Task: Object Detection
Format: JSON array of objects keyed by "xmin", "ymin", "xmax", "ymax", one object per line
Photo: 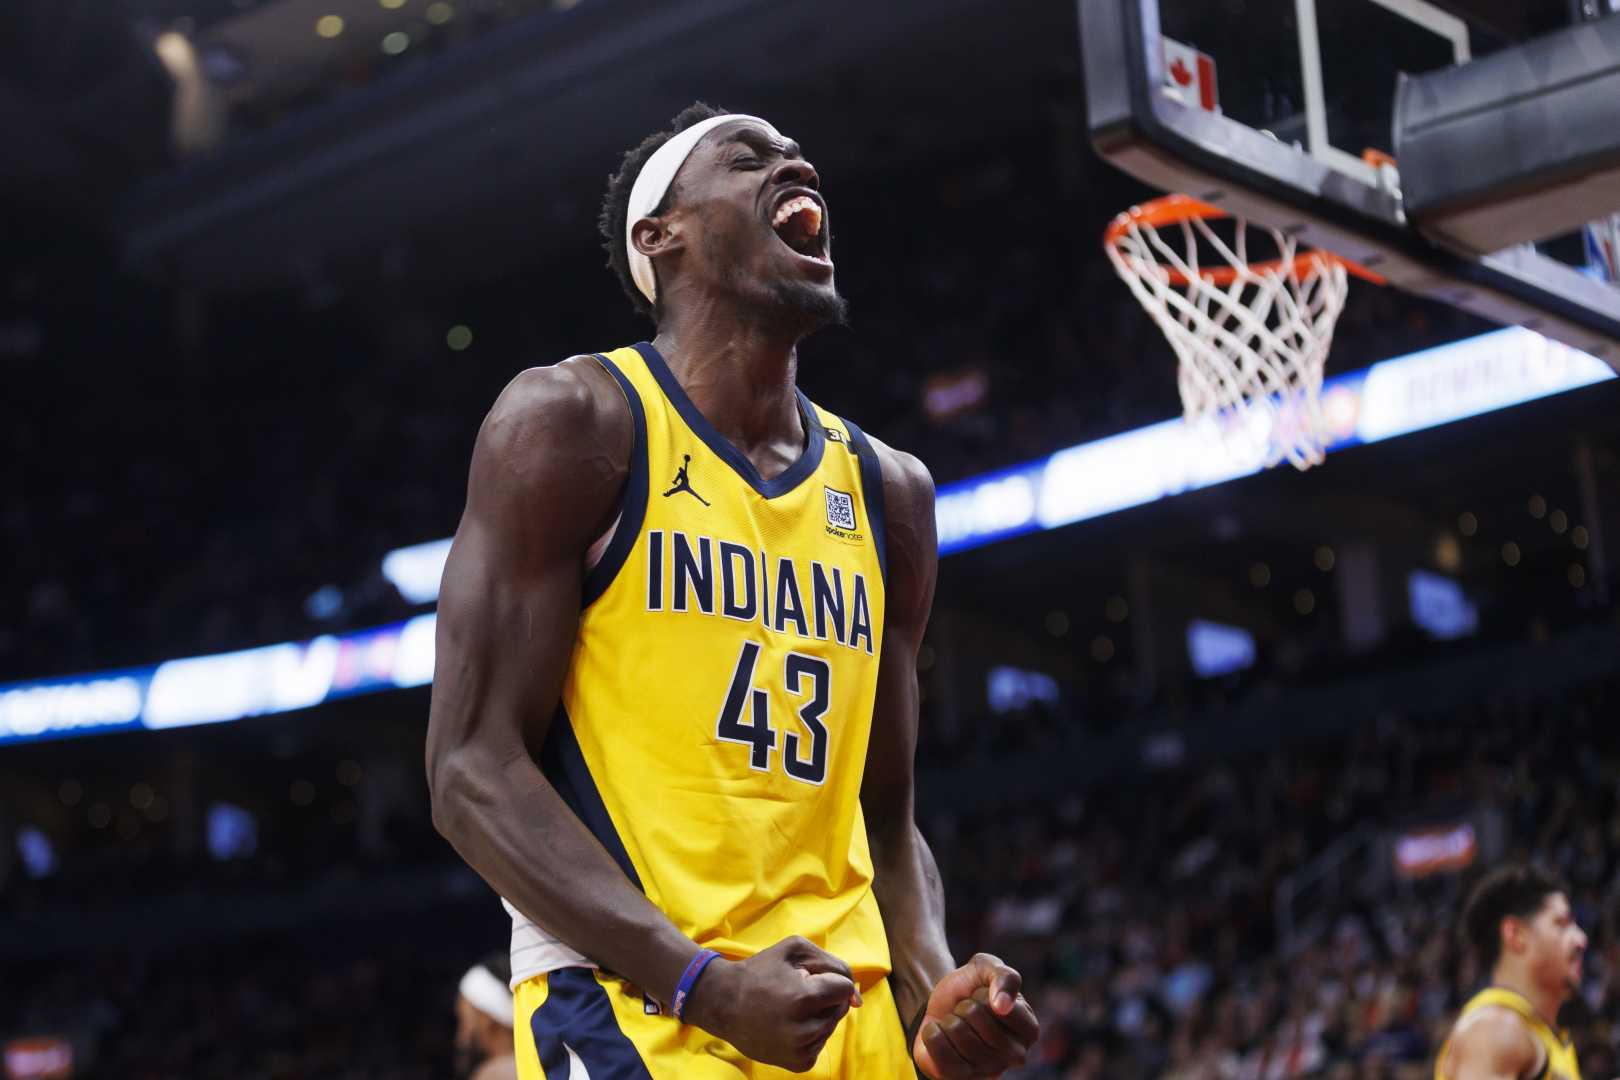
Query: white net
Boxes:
[{"xmin": 1104, "ymin": 198, "xmax": 1352, "ymax": 471}]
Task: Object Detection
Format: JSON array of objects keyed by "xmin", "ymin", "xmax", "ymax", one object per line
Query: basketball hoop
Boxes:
[{"xmin": 1103, "ymin": 195, "xmax": 1385, "ymax": 471}]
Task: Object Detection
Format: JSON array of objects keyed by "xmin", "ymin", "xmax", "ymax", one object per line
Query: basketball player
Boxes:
[
  {"xmin": 426, "ymin": 103, "xmax": 1039, "ymax": 1079},
  {"xmin": 456, "ymin": 953, "xmax": 520, "ymax": 1080},
  {"xmin": 1434, "ymin": 865, "xmax": 1587, "ymax": 1080}
]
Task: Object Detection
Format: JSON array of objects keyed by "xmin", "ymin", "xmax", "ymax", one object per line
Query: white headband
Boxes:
[
  {"xmin": 625, "ymin": 113, "xmax": 781, "ymax": 304},
  {"xmin": 459, "ymin": 965, "xmax": 515, "ymax": 1028}
]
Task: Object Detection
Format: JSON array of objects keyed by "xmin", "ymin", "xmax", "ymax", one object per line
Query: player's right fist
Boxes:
[{"xmin": 682, "ymin": 935, "xmax": 862, "ymax": 1072}]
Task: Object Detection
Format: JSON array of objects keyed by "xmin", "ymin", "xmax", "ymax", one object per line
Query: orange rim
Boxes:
[
  {"xmin": 1361, "ymin": 147, "xmax": 1397, "ymax": 170},
  {"xmin": 1104, "ymin": 194, "xmax": 1387, "ymax": 287}
]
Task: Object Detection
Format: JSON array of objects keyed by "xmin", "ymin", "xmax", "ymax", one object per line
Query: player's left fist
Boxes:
[{"xmin": 912, "ymin": 953, "xmax": 1039, "ymax": 1080}]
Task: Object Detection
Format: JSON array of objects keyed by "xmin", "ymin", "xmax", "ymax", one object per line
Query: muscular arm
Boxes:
[
  {"xmin": 859, "ymin": 441, "xmax": 954, "ymax": 1025},
  {"xmin": 427, "ymin": 360, "xmax": 860, "ymax": 1069},
  {"xmin": 425, "ymin": 358, "xmax": 701, "ymax": 1005},
  {"xmin": 860, "ymin": 438, "xmax": 1039, "ymax": 1079},
  {"xmin": 1443, "ymin": 1008, "xmax": 1541, "ymax": 1080}
]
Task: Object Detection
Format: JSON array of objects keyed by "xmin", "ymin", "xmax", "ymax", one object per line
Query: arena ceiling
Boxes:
[{"xmin": 114, "ymin": 0, "xmax": 1078, "ymax": 290}]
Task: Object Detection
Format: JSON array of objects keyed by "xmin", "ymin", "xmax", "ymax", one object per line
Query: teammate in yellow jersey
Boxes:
[
  {"xmin": 1436, "ymin": 865, "xmax": 1588, "ymax": 1080},
  {"xmin": 426, "ymin": 102, "xmax": 1039, "ymax": 1079}
]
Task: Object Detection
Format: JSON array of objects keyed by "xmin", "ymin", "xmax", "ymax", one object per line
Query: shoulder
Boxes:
[
  {"xmin": 1449, "ymin": 1004, "xmax": 1540, "ymax": 1074},
  {"xmin": 477, "ymin": 355, "xmax": 632, "ymax": 468},
  {"xmin": 860, "ymin": 430, "xmax": 935, "ymax": 528},
  {"xmin": 463, "ymin": 356, "xmax": 634, "ymax": 542},
  {"xmin": 852, "ymin": 429, "xmax": 937, "ymax": 617}
]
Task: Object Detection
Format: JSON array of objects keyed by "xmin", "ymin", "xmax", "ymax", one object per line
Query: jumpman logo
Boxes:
[{"xmin": 663, "ymin": 454, "xmax": 710, "ymax": 506}]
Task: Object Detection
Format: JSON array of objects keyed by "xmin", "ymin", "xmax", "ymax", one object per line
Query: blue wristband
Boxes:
[{"xmin": 671, "ymin": 948, "xmax": 722, "ymax": 1023}]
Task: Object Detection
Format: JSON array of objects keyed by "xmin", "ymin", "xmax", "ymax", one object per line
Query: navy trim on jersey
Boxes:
[
  {"xmin": 583, "ymin": 353, "xmax": 650, "ymax": 608},
  {"xmin": 842, "ymin": 417, "xmax": 888, "ymax": 585},
  {"xmin": 540, "ymin": 707, "xmax": 643, "ymax": 890},
  {"xmin": 632, "ymin": 341, "xmax": 826, "ymax": 500},
  {"xmin": 530, "ymin": 968, "xmax": 655, "ymax": 1079}
]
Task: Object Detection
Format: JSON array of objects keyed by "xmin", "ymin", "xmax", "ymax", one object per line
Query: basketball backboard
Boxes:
[{"xmin": 1080, "ymin": 0, "xmax": 1620, "ymax": 367}]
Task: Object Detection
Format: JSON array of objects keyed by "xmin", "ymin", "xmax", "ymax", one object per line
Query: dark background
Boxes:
[{"xmin": 4, "ymin": 0, "xmax": 1620, "ymax": 1076}]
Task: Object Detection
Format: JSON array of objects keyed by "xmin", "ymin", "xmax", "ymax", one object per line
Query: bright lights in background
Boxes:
[
  {"xmin": 206, "ymin": 802, "xmax": 258, "ymax": 861},
  {"xmin": 315, "ymin": 14, "xmax": 345, "ymax": 37},
  {"xmin": 936, "ymin": 467, "xmax": 1038, "ymax": 553},
  {"xmin": 1186, "ymin": 619, "xmax": 1257, "ymax": 678},
  {"xmin": 153, "ymin": 31, "xmax": 192, "ymax": 66},
  {"xmin": 16, "ymin": 827, "xmax": 57, "ymax": 879},
  {"xmin": 986, "ymin": 666, "xmax": 1061, "ymax": 714},
  {"xmin": 1392, "ymin": 822, "xmax": 1477, "ymax": 879},
  {"xmin": 382, "ymin": 537, "xmax": 453, "ymax": 603},
  {"xmin": 945, "ymin": 327, "xmax": 1614, "ymax": 556},
  {"xmin": 381, "ymin": 30, "xmax": 411, "ymax": 55},
  {"xmin": 3, "ymin": 1037, "xmax": 75, "ymax": 1080},
  {"xmin": 1, "ymin": 326, "xmax": 1613, "ymax": 747},
  {"xmin": 0, "ymin": 671, "xmax": 145, "ymax": 742},
  {"xmin": 922, "ymin": 368, "xmax": 990, "ymax": 422},
  {"xmin": 0, "ymin": 616, "xmax": 437, "ymax": 747},
  {"xmin": 446, "ymin": 324, "xmax": 473, "ymax": 351},
  {"xmin": 153, "ymin": 29, "xmax": 227, "ymax": 156},
  {"xmin": 1353, "ymin": 328, "xmax": 1612, "ymax": 443},
  {"xmin": 1408, "ymin": 569, "xmax": 1480, "ymax": 640},
  {"xmin": 305, "ymin": 584, "xmax": 344, "ymax": 620},
  {"xmin": 143, "ymin": 637, "xmax": 342, "ymax": 730}
]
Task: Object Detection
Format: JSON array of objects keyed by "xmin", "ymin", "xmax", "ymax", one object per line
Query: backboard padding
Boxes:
[{"xmin": 1081, "ymin": 0, "xmax": 1620, "ymax": 366}]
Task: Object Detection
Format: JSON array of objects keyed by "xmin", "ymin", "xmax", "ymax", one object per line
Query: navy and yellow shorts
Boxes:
[{"xmin": 514, "ymin": 967, "xmax": 913, "ymax": 1079}]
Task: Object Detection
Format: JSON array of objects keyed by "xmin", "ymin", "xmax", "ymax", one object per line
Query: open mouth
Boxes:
[{"xmin": 770, "ymin": 193, "xmax": 828, "ymax": 261}]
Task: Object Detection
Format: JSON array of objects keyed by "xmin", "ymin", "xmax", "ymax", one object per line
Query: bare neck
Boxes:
[
  {"xmin": 1491, "ymin": 967, "xmax": 1565, "ymax": 1029},
  {"xmin": 652, "ymin": 301, "xmax": 805, "ymax": 453}
]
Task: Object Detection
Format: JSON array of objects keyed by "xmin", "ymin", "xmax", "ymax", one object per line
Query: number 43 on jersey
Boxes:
[{"xmin": 716, "ymin": 642, "xmax": 830, "ymax": 785}]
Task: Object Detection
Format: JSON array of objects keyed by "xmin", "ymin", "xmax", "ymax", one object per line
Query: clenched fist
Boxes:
[
  {"xmin": 913, "ymin": 953, "xmax": 1039, "ymax": 1080},
  {"xmin": 683, "ymin": 936, "xmax": 863, "ymax": 1073}
]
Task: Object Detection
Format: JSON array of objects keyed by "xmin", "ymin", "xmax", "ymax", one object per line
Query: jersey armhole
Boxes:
[
  {"xmin": 842, "ymin": 418, "xmax": 888, "ymax": 585},
  {"xmin": 581, "ymin": 353, "xmax": 649, "ymax": 608},
  {"xmin": 1528, "ymin": 1038, "xmax": 1549, "ymax": 1080}
]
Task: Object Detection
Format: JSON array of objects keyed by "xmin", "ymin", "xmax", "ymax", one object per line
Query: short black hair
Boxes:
[
  {"xmin": 1461, "ymin": 864, "xmax": 1566, "ymax": 972},
  {"xmin": 599, "ymin": 102, "xmax": 729, "ymax": 324}
]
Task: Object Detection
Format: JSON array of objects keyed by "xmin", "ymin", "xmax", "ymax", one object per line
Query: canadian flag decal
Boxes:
[{"xmin": 1162, "ymin": 36, "xmax": 1219, "ymax": 114}]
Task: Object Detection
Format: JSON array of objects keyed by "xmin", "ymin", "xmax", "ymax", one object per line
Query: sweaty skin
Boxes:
[{"xmin": 427, "ymin": 115, "xmax": 1038, "ymax": 1077}]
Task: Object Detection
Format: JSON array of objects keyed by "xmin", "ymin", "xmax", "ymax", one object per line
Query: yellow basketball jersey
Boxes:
[
  {"xmin": 1436, "ymin": 987, "xmax": 1581, "ymax": 1080},
  {"xmin": 543, "ymin": 342, "xmax": 892, "ymax": 980}
]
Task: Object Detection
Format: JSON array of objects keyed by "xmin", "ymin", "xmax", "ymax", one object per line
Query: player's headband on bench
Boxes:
[
  {"xmin": 459, "ymin": 963, "xmax": 515, "ymax": 1027},
  {"xmin": 626, "ymin": 113, "xmax": 781, "ymax": 305}
]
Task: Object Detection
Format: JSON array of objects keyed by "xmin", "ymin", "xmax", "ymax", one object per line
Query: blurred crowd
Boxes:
[
  {"xmin": 948, "ymin": 672, "xmax": 1620, "ymax": 1079},
  {"xmin": 7, "ymin": 649, "xmax": 1619, "ymax": 1078},
  {"xmin": 5, "ymin": 911, "xmax": 482, "ymax": 1080}
]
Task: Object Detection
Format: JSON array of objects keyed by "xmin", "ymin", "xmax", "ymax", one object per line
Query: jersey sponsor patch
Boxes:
[{"xmin": 824, "ymin": 487, "xmax": 856, "ymax": 531}]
